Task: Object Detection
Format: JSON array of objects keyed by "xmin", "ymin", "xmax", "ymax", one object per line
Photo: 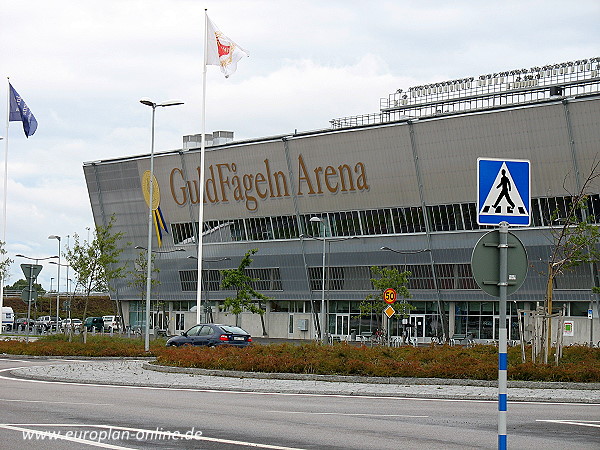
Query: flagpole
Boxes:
[
  {"xmin": 0, "ymin": 78, "xmax": 10, "ymax": 323},
  {"xmin": 195, "ymin": 10, "xmax": 209, "ymax": 324}
]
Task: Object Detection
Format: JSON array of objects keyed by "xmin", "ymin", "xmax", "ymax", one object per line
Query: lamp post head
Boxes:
[
  {"xmin": 157, "ymin": 100, "xmax": 184, "ymax": 107},
  {"xmin": 48, "ymin": 235, "xmax": 61, "ymax": 241},
  {"xmin": 139, "ymin": 98, "xmax": 155, "ymax": 107},
  {"xmin": 140, "ymin": 98, "xmax": 184, "ymax": 108}
]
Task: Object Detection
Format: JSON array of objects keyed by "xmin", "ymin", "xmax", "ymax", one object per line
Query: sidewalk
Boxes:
[{"xmin": 7, "ymin": 358, "xmax": 600, "ymax": 404}]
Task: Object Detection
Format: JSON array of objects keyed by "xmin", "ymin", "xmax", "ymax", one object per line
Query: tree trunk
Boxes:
[
  {"xmin": 544, "ymin": 264, "xmax": 554, "ymax": 364},
  {"xmin": 260, "ymin": 313, "xmax": 267, "ymax": 336}
]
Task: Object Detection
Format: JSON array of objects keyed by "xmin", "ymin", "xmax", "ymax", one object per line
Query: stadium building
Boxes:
[{"xmin": 84, "ymin": 57, "xmax": 600, "ymax": 344}]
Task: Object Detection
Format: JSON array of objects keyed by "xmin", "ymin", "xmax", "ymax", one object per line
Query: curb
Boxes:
[
  {"xmin": 142, "ymin": 362, "xmax": 600, "ymax": 390},
  {"xmin": 1, "ymin": 354, "xmax": 154, "ymax": 361}
]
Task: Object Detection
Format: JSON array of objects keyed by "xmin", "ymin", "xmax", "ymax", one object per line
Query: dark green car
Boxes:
[{"xmin": 84, "ymin": 317, "xmax": 104, "ymax": 331}]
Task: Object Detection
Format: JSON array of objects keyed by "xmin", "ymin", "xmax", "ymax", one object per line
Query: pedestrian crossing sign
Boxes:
[{"xmin": 477, "ymin": 158, "xmax": 530, "ymax": 226}]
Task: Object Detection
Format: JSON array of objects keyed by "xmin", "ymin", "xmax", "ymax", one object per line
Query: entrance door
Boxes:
[
  {"xmin": 493, "ymin": 316, "xmax": 511, "ymax": 340},
  {"xmin": 407, "ymin": 315, "xmax": 425, "ymax": 344},
  {"xmin": 152, "ymin": 311, "xmax": 167, "ymax": 332},
  {"xmin": 334, "ymin": 314, "xmax": 350, "ymax": 339}
]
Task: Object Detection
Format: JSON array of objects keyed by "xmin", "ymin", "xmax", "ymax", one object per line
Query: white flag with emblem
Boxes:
[{"xmin": 205, "ymin": 16, "xmax": 249, "ymax": 78}]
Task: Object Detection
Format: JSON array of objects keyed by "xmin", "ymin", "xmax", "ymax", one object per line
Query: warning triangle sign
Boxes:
[{"xmin": 479, "ymin": 162, "xmax": 528, "ymax": 216}]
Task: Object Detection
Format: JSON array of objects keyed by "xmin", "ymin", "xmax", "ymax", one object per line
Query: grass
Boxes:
[{"xmin": 1, "ymin": 336, "xmax": 598, "ymax": 382}]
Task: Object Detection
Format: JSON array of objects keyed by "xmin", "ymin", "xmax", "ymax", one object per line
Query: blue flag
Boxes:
[{"xmin": 9, "ymin": 83, "xmax": 38, "ymax": 138}]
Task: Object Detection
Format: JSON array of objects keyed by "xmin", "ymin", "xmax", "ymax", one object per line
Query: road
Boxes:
[{"xmin": 0, "ymin": 358, "xmax": 597, "ymax": 449}]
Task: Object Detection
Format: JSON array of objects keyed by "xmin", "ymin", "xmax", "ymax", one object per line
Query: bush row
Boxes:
[
  {"xmin": 0, "ymin": 335, "xmax": 163, "ymax": 357},
  {"xmin": 155, "ymin": 343, "xmax": 600, "ymax": 382}
]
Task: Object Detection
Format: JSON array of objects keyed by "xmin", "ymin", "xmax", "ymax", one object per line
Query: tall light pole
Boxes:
[
  {"xmin": 48, "ymin": 235, "xmax": 61, "ymax": 331},
  {"xmin": 310, "ymin": 217, "xmax": 327, "ymax": 344},
  {"xmin": 139, "ymin": 98, "xmax": 184, "ymax": 352},
  {"xmin": 303, "ymin": 217, "xmax": 358, "ymax": 344},
  {"xmin": 50, "ymin": 261, "xmax": 70, "ymax": 323}
]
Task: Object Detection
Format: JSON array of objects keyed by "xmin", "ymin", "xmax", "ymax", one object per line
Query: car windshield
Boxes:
[{"xmin": 219, "ymin": 326, "xmax": 249, "ymax": 335}]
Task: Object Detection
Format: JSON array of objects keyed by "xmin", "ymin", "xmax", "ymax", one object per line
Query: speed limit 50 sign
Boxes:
[{"xmin": 383, "ymin": 288, "xmax": 397, "ymax": 304}]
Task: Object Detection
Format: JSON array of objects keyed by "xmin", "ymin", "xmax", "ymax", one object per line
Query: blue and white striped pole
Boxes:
[{"xmin": 498, "ymin": 221, "xmax": 509, "ymax": 449}]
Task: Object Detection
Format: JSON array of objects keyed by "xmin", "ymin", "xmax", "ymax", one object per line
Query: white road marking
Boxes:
[
  {"xmin": 0, "ymin": 423, "xmax": 307, "ymax": 450},
  {"xmin": 537, "ymin": 419, "xmax": 600, "ymax": 428},
  {"xmin": 0, "ymin": 398, "xmax": 111, "ymax": 406},
  {"xmin": 266, "ymin": 410, "xmax": 428, "ymax": 418}
]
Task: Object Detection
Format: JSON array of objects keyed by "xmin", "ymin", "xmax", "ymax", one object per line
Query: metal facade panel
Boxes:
[
  {"xmin": 414, "ymin": 102, "xmax": 578, "ymax": 204},
  {"xmin": 284, "ymin": 126, "xmax": 420, "ymax": 212}
]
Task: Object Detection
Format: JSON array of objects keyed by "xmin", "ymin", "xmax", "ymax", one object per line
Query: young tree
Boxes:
[
  {"xmin": 220, "ymin": 249, "xmax": 271, "ymax": 335},
  {"xmin": 358, "ymin": 266, "xmax": 414, "ymax": 340},
  {"xmin": 542, "ymin": 160, "xmax": 600, "ymax": 361},
  {"xmin": 64, "ymin": 215, "xmax": 129, "ymax": 322},
  {"xmin": 0, "ymin": 240, "xmax": 12, "ymax": 284}
]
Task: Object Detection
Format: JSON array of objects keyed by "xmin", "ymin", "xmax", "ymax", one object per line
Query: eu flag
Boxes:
[{"xmin": 9, "ymin": 83, "xmax": 38, "ymax": 137}]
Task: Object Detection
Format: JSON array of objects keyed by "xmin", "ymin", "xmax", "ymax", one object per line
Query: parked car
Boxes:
[
  {"xmin": 61, "ymin": 318, "xmax": 83, "ymax": 332},
  {"xmin": 102, "ymin": 315, "xmax": 121, "ymax": 332},
  {"xmin": 14, "ymin": 317, "xmax": 34, "ymax": 332},
  {"xmin": 166, "ymin": 324, "xmax": 252, "ymax": 348},
  {"xmin": 84, "ymin": 317, "xmax": 104, "ymax": 332},
  {"xmin": 35, "ymin": 315, "xmax": 62, "ymax": 331}
]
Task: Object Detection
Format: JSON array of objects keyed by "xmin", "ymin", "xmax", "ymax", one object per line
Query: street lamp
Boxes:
[
  {"xmin": 48, "ymin": 235, "xmax": 61, "ymax": 332},
  {"xmin": 16, "ymin": 254, "xmax": 59, "ymax": 263},
  {"xmin": 134, "ymin": 246, "xmax": 186, "ymax": 254},
  {"xmin": 380, "ymin": 246, "xmax": 430, "ymax": 254},
  {"xmin": 302, "ymin": 217, "xmax": 358, "ymax": 343},
  {"xmin": 187, "ymin": 256, "xmax": 230, "ymax": 323},
  {"xmin": 140, "ymin": 97, "xmax": 184, "ymax": 352},
  {"xmin": 49, "ymin": 261, "xmax": 70, "ymax": 312}
]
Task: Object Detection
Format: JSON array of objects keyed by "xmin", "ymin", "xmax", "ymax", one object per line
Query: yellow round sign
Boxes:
[
  {"xmin": 141, "ymin": 170, "xmax": 160, "ymax": 210},
  {"xmin": 383, "ymin": 288, "xmax": 397, "ymax": 304}
]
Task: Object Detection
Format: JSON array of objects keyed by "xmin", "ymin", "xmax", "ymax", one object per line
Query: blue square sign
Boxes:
[{"xmin": 477, "ymin": 158, "xmax": 530, "ymax": 226}]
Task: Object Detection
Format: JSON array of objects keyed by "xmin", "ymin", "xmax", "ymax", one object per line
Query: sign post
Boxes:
[
  {"xmin": 20, "ymin": 263, "xmax": 42, "ymax": 343},
  {"xmin": 476, "ymin": 158, "xmax": 530, "ymax": 450}
]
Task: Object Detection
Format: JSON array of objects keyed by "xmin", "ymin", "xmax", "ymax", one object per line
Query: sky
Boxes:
[{"xmin": 1, "ymin": 0, "xmax": 599, "ymax": 290}]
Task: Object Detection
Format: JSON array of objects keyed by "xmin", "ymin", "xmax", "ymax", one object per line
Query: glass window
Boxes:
[
  {"xmin": 199, "ymin": 325, "xmax": 214, "ymax": 336},
  {"xmin": 272, "ymin": 215, "xmax": 299, "ymax": 239},
  {"xmin": 220, "ymin": 325, "xmax": 249, "ymax": 334},
  {"xmin": 531, "ymin": 198, "xmax": 542, "ymax": 226},
  {"xmin": 247, "ymin": 217, "xmax": 273, "ymax": 241},
  {"xmin": 186, "ymin": 325, "xmax": 202, "ymax": 336},
  {"xmin": 230, "ymin": 219, "xmax": 247, "ymax": 241}
]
